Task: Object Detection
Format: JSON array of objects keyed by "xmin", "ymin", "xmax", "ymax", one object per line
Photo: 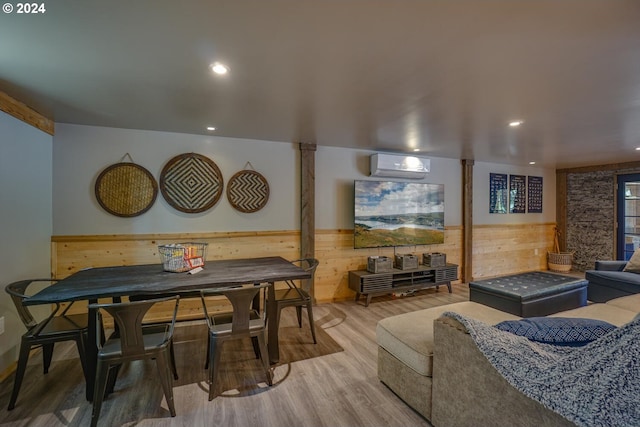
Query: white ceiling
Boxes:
[{"xmin": 2, "ymin": 0, "xmax": 640, "ymax": 169}]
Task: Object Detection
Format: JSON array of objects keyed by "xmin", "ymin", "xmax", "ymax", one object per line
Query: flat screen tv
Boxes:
[{"xmin": 354, "ymin": 180, "xmax": 445, "ymax": 249}]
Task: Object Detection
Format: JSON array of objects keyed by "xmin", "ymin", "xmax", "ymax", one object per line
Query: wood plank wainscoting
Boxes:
[{"xmin": 51, "ymin": 223, "xmax": 554, "ymax": 320}]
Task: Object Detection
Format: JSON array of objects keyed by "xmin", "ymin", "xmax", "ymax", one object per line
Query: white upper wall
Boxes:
[
  {"xmin": 473, "ymin": 161, "xmax": 556, "ymax": 224},
  {"xmin": 53, "ymin": 124, "xmax": 300, "ymax": 235},
  {"xmin": 52, "ymin": 124, "xmax": 555, "ymax": 236},
  {"xmin": 0, "ymin": 111, "xmax": 53, "ymax": 372},
  {"xmin": 316, "ymin": 146, "xmax": 463, "ymax": 229}
]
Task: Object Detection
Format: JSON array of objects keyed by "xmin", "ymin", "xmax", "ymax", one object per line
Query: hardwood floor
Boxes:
[{"xmin": 0, "ymin": 284, "xmax": 469, "ymax": 427}]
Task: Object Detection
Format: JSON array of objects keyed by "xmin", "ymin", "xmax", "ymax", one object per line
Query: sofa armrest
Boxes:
[
  {"xmin": 431, "ymin": 316, "xmax": 575, "ymax": 427},
  {"xmin": 594, "ymin": 260, "xmax": 627, "ymax": 271}
]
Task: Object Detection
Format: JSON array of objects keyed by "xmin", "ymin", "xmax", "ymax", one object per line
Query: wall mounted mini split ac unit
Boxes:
[{"xmin": 370, "ymin": 153, "xmax": 430, "ymax": 179}]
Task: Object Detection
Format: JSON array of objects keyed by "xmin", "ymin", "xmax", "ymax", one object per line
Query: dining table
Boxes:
[{"xmin": 24, "ymin": 256, "xmax": 311, "ymax": 401}]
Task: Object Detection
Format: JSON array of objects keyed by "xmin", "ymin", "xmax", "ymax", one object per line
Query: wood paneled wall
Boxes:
[
  {"xmin": 52, "ymin": 223, "xmax": 554, "ymax": 308},
  {"xmin": 472, "ymin": 223, "xmax": 556, "ymax": 278}
]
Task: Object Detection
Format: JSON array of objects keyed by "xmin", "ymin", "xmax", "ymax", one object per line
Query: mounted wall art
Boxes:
[
  {"xmin": 94, "ymin": 154, "xmax": 158, "ymax": 217},
  {"xmin": 527, "ymin": 175, "xmax": 543, "ymax": 213},
  {"xmin": 226, "ymin": 164, "xmax": 270, "ymax": 213},
  {"xmin": 509, "ymin": 174, "xmax": 527, "ymax": 214},
  {"xmin": 160, "ymin": 153, "xmax": 224, "ymax": 213},
  {"xmin": 489, "ymin": 173, "xmax": 508, "ymax": 214}
]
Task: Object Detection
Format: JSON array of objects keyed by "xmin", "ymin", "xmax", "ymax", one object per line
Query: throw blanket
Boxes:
[{"xmin": 443, "ymin": 312, "xmax": 640, "ymax": 427}]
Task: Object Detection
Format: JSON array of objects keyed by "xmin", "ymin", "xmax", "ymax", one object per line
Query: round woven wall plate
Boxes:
[
  {"xmin": 160, "ymin": 153, "xmax": 224, "ymax": 213},
  {"xmin": 95, "ymin": 163, "xmax": 158, "ymax": 217},
  {"xmin": 227, "ymin": 170, "xmax": 270, "ymax": 213}
]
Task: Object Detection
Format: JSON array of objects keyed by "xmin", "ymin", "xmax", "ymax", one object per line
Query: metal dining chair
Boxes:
[
  {"xmin": 88, "ymin": 295, "xmax": 180, "ymax": 427},
  {"xmin": 271, "ymin": 258, "xmax": 319, "ymax": 343},
  {"xmin": 5, "ymin": 279, "xmax": 89, "ymax": 411},
  {"xmin": 200, "ymin": 283, "xmax": 272, "ymax": 400}
]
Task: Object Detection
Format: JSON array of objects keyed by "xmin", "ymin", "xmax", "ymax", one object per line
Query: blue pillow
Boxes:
[{"xmin": 495, "ymin": 317, "xmax": 616, "ymax": 346}]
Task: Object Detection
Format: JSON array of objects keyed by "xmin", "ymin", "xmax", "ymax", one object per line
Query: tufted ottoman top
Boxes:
[{"xmin": 469, "ymin": 271, "xmax": 587, "ymax": 302}]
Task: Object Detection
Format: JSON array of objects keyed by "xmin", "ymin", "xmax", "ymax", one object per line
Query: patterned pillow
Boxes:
[
  {"xmin": 495, "ymin": 317, "xmax": 616, "ymax": 346},
  {"xmin": 624, "ymin": 249, "xmax": 640, "ymax": 273}
]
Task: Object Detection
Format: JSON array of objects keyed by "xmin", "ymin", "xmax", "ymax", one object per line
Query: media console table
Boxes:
[{"xmin": 349, "ymin": 263, "xmax": 458, "ymax": 306}]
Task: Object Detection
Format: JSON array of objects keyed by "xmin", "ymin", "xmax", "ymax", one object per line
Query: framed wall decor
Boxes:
[
  {"xmin": 527, "ymin": 176, "xmax": 543, "ymax": 213},
  {"xmin": 509, "ymin": 174, "xmax": 527, "ymax": 214},
  {"xmin": 227, "ymin": 169, "xmax": 270, "ymax": 213},
  {"xmin": 94, "ymin": 159, "xmax": 158, "ymax": 217},
  {"xmin": 489, "ymin": 173, "xmax": 508, "ymax": 214},
  {"xmin": 160, "ymin": 153, "xmax": 224, "ymax": 213}
]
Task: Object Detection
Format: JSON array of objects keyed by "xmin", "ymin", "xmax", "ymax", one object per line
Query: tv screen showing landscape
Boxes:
[{"xmin": 354, "ymin": 180, "xmax": 445, "ymax": 249}]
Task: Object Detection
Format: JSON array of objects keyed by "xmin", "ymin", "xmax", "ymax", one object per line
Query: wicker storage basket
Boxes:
[
  {"xmin": 548, "ymin": 227, "xmax": 573, "ymax": 273},
  {"xmin": 548, "ymin": 252, "xmax": 573, "ymax": 273},
  {"xmin": 158, "ymin": 242, "xmax": 208, "ymax": 272}
]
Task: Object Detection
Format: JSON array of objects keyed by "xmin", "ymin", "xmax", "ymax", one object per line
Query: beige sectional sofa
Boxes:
[{"xmin": 376, "ymin": 294, "xmax": 640, "ymax": 426}]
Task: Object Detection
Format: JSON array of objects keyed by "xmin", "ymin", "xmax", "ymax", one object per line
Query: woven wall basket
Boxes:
[
  {"xmin": 94, "ymin": 162, "xmax": 158, "ymax": 217},
  {"xmin": 227, "ymin": 169, "xmax": 269, "ymax": 213},
  {"xmin": 160, "ymin": 153, "xmax": 224, "ymax": 213}
]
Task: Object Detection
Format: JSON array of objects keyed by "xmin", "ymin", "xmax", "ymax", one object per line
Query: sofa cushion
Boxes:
[
  {"xmin": 376, "ymin": 301, "xmax": 519, "ymax": 377},
  {"xmin": 585, "ymin": 269, "xmax": 640, "ymax": 294},
  {"xmin": 495, "ymin": 317, "xmax": 616, "ymax": 346},
  {"xmin": 605, "ymin": 293, "xmax": 640, "ymax": 313},
  {"xmin": 548, "ymin": 303, "xmax": 638, "ymax": 326}
]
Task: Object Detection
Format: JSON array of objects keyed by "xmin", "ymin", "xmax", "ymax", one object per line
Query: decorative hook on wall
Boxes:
[{"xmin": 119, "ymin": 153, "xmax": 135, "ymax": 163}]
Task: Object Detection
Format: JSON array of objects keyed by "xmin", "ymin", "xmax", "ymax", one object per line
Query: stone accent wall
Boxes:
[
  {"xmin": 566, "ymin": 166, "xmax": 640, "ymax": 271},
  {"xmin": 566, "ymin": 171, "xmax": 615, "ymax": 271}
]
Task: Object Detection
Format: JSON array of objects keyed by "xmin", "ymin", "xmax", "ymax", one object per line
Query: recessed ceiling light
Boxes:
[
  {"xmin": 206, "ymin": 126, "xmax": 216, "ymax": 131},
  {"xmin": 635, "ymin": 147, "xmax": 640, "ymax": 151},
  {"xmin": 413, "ymin": 148, "xmax": 420, "ymax": 152},
  {"xmin": 529, "ymin": 161, "xmax": 536, "ymax": 165},
  {"xmin": 210, "ymin": 62, "xmax": 229, "ymax": 75},
  {"xmin": 509, "ymin": 120, "xmax": 523, "ymax": 127}
]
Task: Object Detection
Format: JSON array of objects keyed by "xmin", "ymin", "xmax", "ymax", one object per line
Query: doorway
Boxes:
[{"xmin": 616, "ymin": 173, "xmax": 640, "ymax": 260}]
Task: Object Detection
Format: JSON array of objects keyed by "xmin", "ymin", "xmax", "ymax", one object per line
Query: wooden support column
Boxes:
[
  {"xmin": 299, "ymin": 142, "xmax": 317, "ymax": 300},
  {"xmin": 461, "ymin": 159, "xmax": 474, "ymax": 282},
  {"xmin": 555, "ymin": 170, "xmax": 568, "ymax": 251}
]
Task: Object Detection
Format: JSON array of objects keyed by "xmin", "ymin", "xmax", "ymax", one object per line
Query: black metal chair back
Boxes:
[
  {"xmin": 200, "ymin": 283, "xmax": 272, "ymax": 400},
  {"xmin": 4, "ymin": 279, "xmax": 88, "ymax": 410},
  {"xmin": 273, "ymin": 258, "xmax": 319, "ymax": 343},
  {"xmin": 88, "ymin": 296, "xmax": 180, "ymax": 427}
]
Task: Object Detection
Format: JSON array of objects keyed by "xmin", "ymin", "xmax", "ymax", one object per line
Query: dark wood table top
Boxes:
[{"xmin": 25, "ymin": 256, "xmax": 310, "ymax": 305}]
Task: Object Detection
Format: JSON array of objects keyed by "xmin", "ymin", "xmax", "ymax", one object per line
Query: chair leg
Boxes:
[
  {"xmin": 208, "ymin": 338, "xmax": 222, "ymax": 401},
  {"xmin": 295, "ymin": 306, "xmax": 303, "ymax": 328},
  {"xmin": 204, "ymin": 334, "xmax": 210, "ymax": 369},
  {"xmin": 105, "ymin": 364, "xmax": 121, "ymax": 395},
  {"xmin": 169, "ymin": 339, "xmax": 179, "ymax": 380},
  {"xmin": 91, "ymin": 359, "xmax": 111, "ymax": 427},
  {"xmin": 275, "ymin": 305, "xmax": 284, "ymax": 338},
  {"xmin": 7, "ymin": 338, "xmax": 32, "ymax": 410},
  {"xmin": 306, "ymin": 302, "xmax": 317, "ymax": 344},
  {"xmin": 250, "ymin": 336, "xmax": 260, "ymax": 359},
  {"xmin": 42, "ymin": 343, "xmax": 55, "ymax": 374},
  {"xmin": 256, "ymin": 332, "xmax": 272, "ymax": 386},
  {"xmin": 155, "ymin": 350, "xmax": 176, "ymax": 417},
  {"xmin": 75, "ymin": 335, "xmax": 89, "ymax": 383}
]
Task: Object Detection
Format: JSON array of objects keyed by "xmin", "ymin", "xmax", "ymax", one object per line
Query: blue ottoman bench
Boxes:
[{"xmin": 469, "ymin": 271, "xmax": 588, "ymax": 317}]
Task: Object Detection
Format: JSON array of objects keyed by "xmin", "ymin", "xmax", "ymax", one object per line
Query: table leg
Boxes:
[
  {"xmin": 266, "ymin": 282, "xmax": 279, "ymax": 364},
  {"xmin": 86, "ymin": 299, "xmax": 98, "ymax": 401}
]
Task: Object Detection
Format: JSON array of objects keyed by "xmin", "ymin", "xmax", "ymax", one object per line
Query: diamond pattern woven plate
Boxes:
[
  {"xmin": 160, "ymin": 153, "xmax": 224, "ymax": 213},
  {"xmin": 227, "ymin": 170, "xmax": 270, "ymax": 213}
]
